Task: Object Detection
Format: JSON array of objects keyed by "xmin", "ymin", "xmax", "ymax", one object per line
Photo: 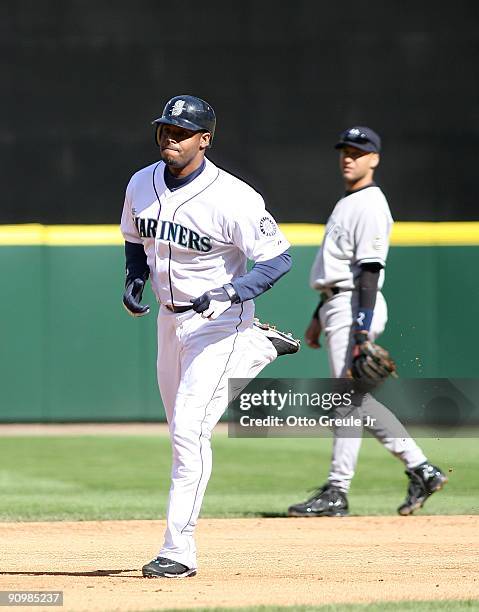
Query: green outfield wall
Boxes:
[{"xmin": 1, "ymin": 224, "xmax": 478, "ymax": 422}]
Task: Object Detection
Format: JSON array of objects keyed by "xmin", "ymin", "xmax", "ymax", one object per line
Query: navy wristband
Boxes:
[{"xmin": 354, "ymin": 308, "xmax": 374, "ymax": 332}]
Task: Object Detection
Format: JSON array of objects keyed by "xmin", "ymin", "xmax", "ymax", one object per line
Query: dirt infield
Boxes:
[{"xmin": 1, "ymin": 517, "xmax": 478, "ymax": 611}]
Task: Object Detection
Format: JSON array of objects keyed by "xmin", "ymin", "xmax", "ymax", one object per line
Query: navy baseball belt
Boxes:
[{"xmin": 165, "ymin": 304, "xmax": 193, "ymax": 313}]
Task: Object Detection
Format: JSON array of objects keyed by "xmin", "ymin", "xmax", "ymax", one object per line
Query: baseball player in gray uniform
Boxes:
[
  {"xmin": 287, "ymin": 126, "xmax": 447, "ymax": 518},
  {"xmin": 121, "ymin": 95, "xmax": 299, "ymax": 578}
]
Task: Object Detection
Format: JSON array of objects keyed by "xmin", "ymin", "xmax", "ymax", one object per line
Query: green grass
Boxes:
[
  {"xmin": 0, "ymin": 433, "xmax": 477, "ymax": 521},
  {"xmin": 156, "ymin": 602, "xmax": 479, "ymax": 612}
]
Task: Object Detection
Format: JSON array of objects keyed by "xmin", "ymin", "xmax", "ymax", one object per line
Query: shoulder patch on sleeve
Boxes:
[{"xmin": 259, "ymin": 215, "xmax": 277, "ymax": 237}]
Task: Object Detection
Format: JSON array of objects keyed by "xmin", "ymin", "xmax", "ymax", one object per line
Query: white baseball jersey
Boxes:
[
  {"xmin": 120, "ymin": 157, "xmax": 289, "ymax": 305},
  {"xmin": 310, "ymin": 185, "xmax": 393, "ymax": 291}
]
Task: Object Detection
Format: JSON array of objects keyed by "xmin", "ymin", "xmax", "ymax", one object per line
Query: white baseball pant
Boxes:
[
  {"xmin": 319, "ymin": 290, "xmax": 427, "ymax": 492},
  {"xmin": 156, "ymin": 301, "xmax": 276, "ymax": 569}
]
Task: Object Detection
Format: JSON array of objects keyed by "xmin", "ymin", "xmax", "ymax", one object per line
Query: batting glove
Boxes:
[
  {"xmin": 123, "ymin": 278, "xmax": 150, "ymax": 317},
  {"xmin": 191, "ymin": 284, "xmax": 238, "ymax": 320}
]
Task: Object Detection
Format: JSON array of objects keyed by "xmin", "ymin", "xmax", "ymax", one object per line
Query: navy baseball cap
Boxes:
[{"xmin": 335, "ymin": 126, "xmax": 381, "ymax": 153}]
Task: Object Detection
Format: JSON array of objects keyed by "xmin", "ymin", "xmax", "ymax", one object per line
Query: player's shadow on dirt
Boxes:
[
  {"xmin": 0, "ymin": 569, "xmax": 140, "ymax": 577},
  {"xmin": 257, "ymin": 512, "xmax": 288, "ymax": 518}
]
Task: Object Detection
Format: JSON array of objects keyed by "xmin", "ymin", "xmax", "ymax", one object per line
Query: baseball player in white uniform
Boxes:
[
  {"xmin": 120, "ymin": 95, "xmax": 299, "ymax": 578},
  {"xmin": 288, "ymin": 126, "xmax": 447, "ymax": 518}
]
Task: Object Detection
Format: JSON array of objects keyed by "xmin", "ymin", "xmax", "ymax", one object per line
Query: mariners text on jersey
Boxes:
[{"xmin": 133, "ymin": 216, "xmax": 212, "ymax": 252}]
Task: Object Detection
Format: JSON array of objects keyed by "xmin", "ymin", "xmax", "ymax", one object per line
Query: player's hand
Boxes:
[
  {"xmin": 191, "ymin": 287, "xmax": 232, "ymax": 320},
  {"xmin": 123, "ymin": 278, "xmax": 150, "ymax": 317},
  {"xmin": 304, "ymin": 317, "xmax": 322, "ymax": 349},
  {"xmin": 352, "ymin": 330, "xmax": 368, "ymax": 358}
]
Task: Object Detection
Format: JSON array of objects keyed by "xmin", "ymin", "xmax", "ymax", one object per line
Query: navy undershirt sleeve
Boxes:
[
  {"xmin": 125, "ymin": 241, "xmax": 149, "ymax": 286},
  {"xmin": 354, "ymin": 262, "xmax": 381, "ymax": 332},
  {"xmin": 231, "ymin": 251, "xmax": 292, "ymax": 302},
  {"xmin": 358, "ymin": 265, "xmax": 381, "ymax": 309}
]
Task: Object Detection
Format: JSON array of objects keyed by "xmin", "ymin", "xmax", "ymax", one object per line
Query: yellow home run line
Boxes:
[{"xmin": 0, "ymin": 222, "xmax": 479, "ymax": 246}]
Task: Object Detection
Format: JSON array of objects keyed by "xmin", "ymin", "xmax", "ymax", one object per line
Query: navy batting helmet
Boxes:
[{"xmin": 152, "ymin": 95, "xmax": 216, "ymax": 147}]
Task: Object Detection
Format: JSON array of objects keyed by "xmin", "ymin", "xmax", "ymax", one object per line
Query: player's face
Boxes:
[
  {"xmin": 339, "ymin": 146, "xmax": 379, "ymax": 184},
  {"xmin": 159, "ymin": 124, "xmax": 211, "ymax": 171}
]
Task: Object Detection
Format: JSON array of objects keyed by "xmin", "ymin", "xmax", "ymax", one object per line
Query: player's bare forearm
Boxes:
[{"xmin": 304, "ymin": 317, "xmax": 322, "ymax": 349}]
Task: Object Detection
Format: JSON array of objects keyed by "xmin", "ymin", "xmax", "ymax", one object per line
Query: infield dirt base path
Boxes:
[{"xmin": 1, "ymin": 516, "xmax": 479, "ymax": 612}]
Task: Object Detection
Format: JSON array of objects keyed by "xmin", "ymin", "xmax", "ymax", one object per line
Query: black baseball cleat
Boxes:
[
  {"xmin": 141, "ymin": 556, "xmax": 197, "ymax": 578},
  {"xmin": 254, "ymin": 318, "xmax": 300, "ymax": 356},
  {"xmin": 288, "ymin": 483, "xmax": 349, "ymax": 517},
  {"xmin": 397, "ymin": 463, "xmax": 448, "ymax": 516}
]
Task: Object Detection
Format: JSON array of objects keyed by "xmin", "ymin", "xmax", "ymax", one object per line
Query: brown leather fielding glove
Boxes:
[{"xmin": 351, "ymin": 337, "xmax": 397, "ymax": 383}]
